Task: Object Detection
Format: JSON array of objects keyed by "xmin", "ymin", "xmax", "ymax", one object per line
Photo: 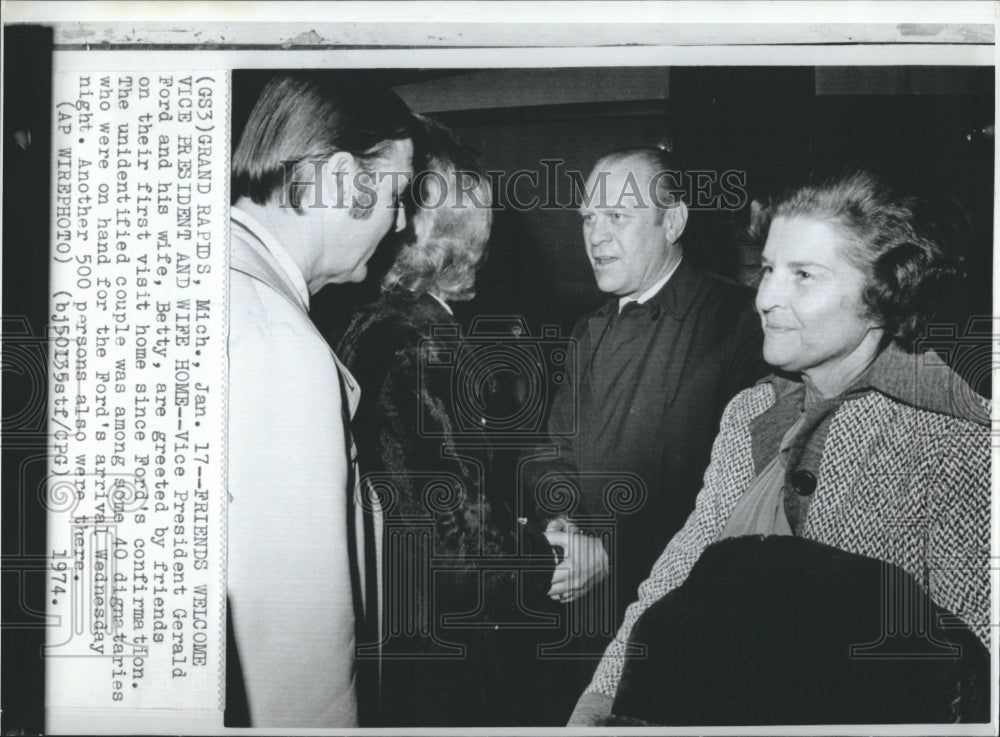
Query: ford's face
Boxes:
[{"xmin": 580, "ymin": 159, "xmax": 673, "ymax": 299}]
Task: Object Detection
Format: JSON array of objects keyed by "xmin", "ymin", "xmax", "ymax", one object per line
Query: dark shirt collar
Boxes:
[
  {"xmin": 593, "ymin": 257, "xmax": 703, "ymax": 322},
  {"xmin": 760, "ymin": 342, "xmax": 988, "ymax": 426}
]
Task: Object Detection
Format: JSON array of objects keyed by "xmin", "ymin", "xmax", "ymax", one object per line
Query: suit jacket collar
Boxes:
[
  {"xmin": 231, "ymin": 206, "xmax": 310, "ymax": 311},
  {"xmin": 230, "ymin": 214, "xmax": 361, "ymax": 414},
  {"xmin": 592, "ymin": 256, "xmax": 705, "ymax": 324}
]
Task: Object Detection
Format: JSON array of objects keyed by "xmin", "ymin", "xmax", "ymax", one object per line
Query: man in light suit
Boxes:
[{"xmin": 226, "ymin": 73, "xmax": 414, "ymax": 727}]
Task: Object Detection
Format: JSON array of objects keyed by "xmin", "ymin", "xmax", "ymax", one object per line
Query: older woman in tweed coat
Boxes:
[{"xmin": 568, "ymin": 171, "xmax": 991, "ymax": 725}]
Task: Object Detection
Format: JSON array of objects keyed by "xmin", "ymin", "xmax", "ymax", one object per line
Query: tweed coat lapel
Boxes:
[
  {"xmin": 741, "ymin": 386, "xmax": 925, "ymax": 551},
  {"xmin": 799, "ymin": 393, "xmax": 899, "ymax": 546},
  {"xmin": 709, "ymin": 384, "xmax": 775, "ymax": 537},
  {"xmin": 748, "ymin": 385, "xmax": 801, "ymax": 474},
  {"xmin": 750, "ymin": 345, "xmax": 990, "ymax": 552},
  {"xmin": 732, "ymin": 385, "xmax": 920, "ymax": 552}
]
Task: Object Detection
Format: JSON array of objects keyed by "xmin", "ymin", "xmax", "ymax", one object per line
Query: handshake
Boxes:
[{"xmin": 524, "ymin": 517, "xmax": 609, "ymax": 604}]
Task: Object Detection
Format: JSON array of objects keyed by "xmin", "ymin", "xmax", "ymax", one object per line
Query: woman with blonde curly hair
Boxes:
[{"xmin": 338, "ymin": 117, "xmax": 558, "ymax": 727}]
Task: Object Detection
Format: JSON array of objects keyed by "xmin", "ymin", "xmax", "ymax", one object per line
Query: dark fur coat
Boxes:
[
  {"xmin": 338, "ymin": 289, "xmax": 558, "ymax": 727},
  {"xmin": 612, "ymin": 536, "xmax": 990, "ymax": 725}
]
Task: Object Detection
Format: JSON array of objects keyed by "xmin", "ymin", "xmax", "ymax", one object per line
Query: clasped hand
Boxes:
[{"xmin": 543, "ymin": 518, "xmax": 609, "ymax": 603}]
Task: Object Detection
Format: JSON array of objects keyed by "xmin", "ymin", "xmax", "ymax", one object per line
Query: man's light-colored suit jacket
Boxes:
[{"xmin": 227, "ymin": 209, "xmax": 379, "ymax": 727}]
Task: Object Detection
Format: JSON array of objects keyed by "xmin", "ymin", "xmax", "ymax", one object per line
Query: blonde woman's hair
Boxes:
[{"xmin": 382, "ymin": 116, "xmax": 493, "ymax": 302}]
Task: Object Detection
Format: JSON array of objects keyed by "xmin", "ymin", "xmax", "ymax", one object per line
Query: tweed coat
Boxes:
[{"xmin": 580, "ymin": 348, "xmax": 991, "ymax": 708}]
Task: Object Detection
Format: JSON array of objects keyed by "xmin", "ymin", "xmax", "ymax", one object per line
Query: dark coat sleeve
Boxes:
[
  {"xmin": 339, "ymin": 298, "xmax": 555, "ymax": 618},
  {"xmin": 339, "ymin": 297, "xmax": 560, "ymax": 726},
  {"xmin": 522, "ymin": 317, "xmax": 590, "ymax": 521}
]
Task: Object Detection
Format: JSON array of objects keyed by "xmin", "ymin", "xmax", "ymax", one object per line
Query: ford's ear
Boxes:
[{"xmin": 663, "ymin": 200, "xmax": 688, "ymax": 245}]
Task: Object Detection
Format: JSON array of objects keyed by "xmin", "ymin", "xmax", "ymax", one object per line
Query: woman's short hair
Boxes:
[
  {"xmin": 232, "ymin": 73, "xmax": 414, "ymax": 209},
  {"xmin": 760, "ymin": 170, "xmax": 961, "ymax": 348},
  {"xmin": 381, "ymin": 117, "xmax": 493, "ymax": 302}
]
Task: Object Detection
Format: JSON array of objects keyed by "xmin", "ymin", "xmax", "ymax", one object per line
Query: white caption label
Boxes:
[{"xmin": 46, "ymin": 71, "xmax": 227, "ymax": 718}]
